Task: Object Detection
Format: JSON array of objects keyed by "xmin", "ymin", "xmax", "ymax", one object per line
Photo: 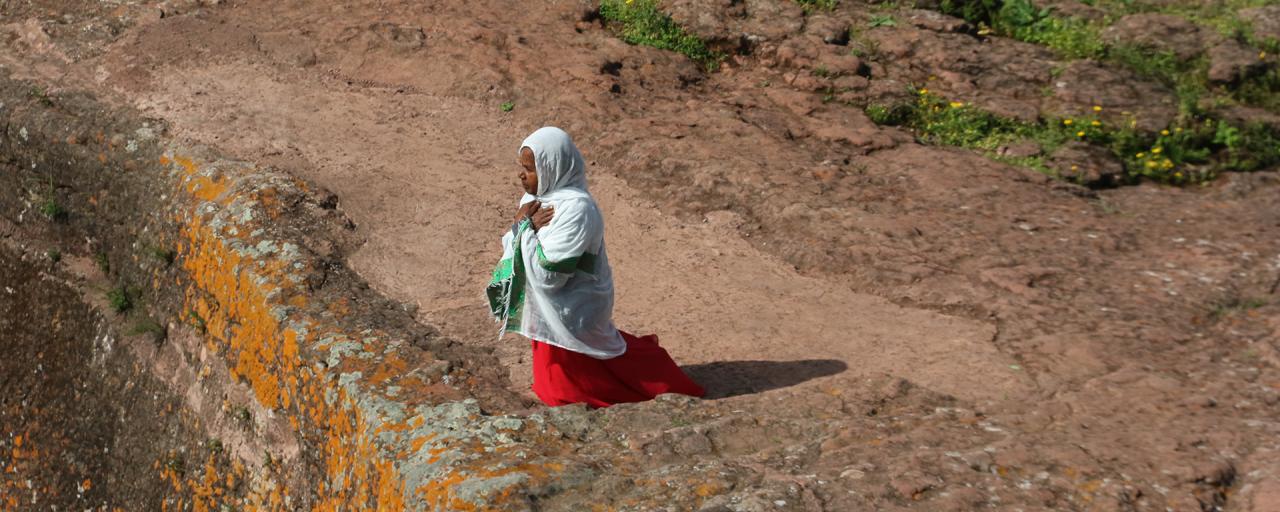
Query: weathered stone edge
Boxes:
[{"xmin": 0, "ymin": 74, "xmax": 591, "ymax": 510}]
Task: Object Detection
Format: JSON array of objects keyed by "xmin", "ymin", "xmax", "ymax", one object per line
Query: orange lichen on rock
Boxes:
[
  {"xmin": 169, "ymin": 153, "xmax": 414, "ymax": 509},
  {"xmin": 174, "ymin": 156, "xmax": 230, "ymax": 203},
  {"xmin": 162, "ymin": 152, "xmax": 562, "ymax": 510},
  {"xmin": 156, "ymin": 452, "xmax": 247, "ymax": 512},
  {"xmin": 365, "ymin": 352, "xmax": 409, "ymax": 387},
  {"xmin": 179, "ymin": 213, "xmax": 300, "ymax": 410}
]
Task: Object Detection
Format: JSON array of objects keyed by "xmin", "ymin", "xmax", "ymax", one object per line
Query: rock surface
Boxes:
[
  {"xmin": 1, "ymin": 0, "xmax": 1279, "ymax": 510},
  {"xmin": 1102, "ymin": 13, "xmax": 1211, "ymax": 59},
  {"xmin": 1243, "ymin": 5, "xmax": 1280, "ymax": 44},
  {"xmin": 1208, "ymin": 39, "xmax": 1269, "ymax": 84}
]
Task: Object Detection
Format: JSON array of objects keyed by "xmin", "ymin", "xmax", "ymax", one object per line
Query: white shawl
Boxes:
[{"xmin": 491, "ymin": 127, "xmax": 625, "ymax": 359}]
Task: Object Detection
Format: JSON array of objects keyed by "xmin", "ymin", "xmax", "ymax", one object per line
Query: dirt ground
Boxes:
[{"xmin": 5, "ymin": 0, "xmax": 1280, "ymax": 510}]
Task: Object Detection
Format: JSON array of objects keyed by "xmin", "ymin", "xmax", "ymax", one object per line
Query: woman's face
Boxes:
[{"xmin": 518, "ymin": 147, "xmax": 538, "ymax": 195}]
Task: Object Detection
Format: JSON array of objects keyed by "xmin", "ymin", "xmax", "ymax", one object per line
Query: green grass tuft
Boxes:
[
  {"xmin": 38, "ymin": 198, "xmax": 67, "ymax": 222},
  {"xmin": 869, "ymin": 14, "xmax": 897, "ymax": 28},
  {"xmin": 938, "ymin": 0, "xmax": 1002, "ymax": 27},
  {"xmin": 28, "ymin": 86, "xmax": 54, "ymax": 107},
  {"xmin": 795, "ymin": 0, "xmax": 838, "ymax": 12},
  {"xmin": 146, "ymin": 245, "xmax": 176, "ymax": 266},
  {"xmin": 163, "ymin": 452, "xmax": 185, "ymax": 477},
  {"xmin": 229, "ymin": 405, "xmax": 252, "ymax": 427},
  {"xmin": 500, "ymin": 101, "xmax": 515, "ymax": 113},
  {"xmin": 129, "ymin": 317, "xmax": 167, "ymax": 344},
  {"xmin": 94, "ymin": 252, "xmax": 110, "ymax": 274},
  {"xmin": 1211, "ymin": 296, "xmax": 1267, "ymax": 319},
  {"xmin": 864, "ymin": 88, "xmax": 1280, "ymax": 184},
  {"xmin": 1005, "ymin": 13, "xmax": 1105, "ymax": 59},
  {"xmin": 107, "ymin": 286, "xmax": 133, "ymax": 313},
  {"xmin": 187, "ymin": 310, "xmax": 208, "ymax": 334},
  {"xmin": 599, "ymin": 0, "xmax": 725, "ymax": 72}
]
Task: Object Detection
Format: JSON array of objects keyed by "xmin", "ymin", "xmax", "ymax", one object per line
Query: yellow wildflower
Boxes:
[
  {"xmin": 1063, "ymin": 119, "xmax": 1073, "ymax": 126},
  {"xmin": 1076, "ymin": 131, "xmax": 1085, "ymax": 137},
  {"xmin": 950, "ymin": 101, "xmax": 964, "ymax": 108},
  {"xmin": 1262, "ymin": 51, "xmax": 1268, "ymax": 59},
  {"xmin": 1152, "ymin": 147, "xmax": 1162, "ymax": 154},
  {"xmin": 1092, "ymin": 105, "xmax": 1102, "ymax": 112},
  {"xmin": 1136, "ymin": 152, "xmax": 1145, "ymax": 158},
  {"xmin": 1162, "ymin": 160, "xmax": 1174, "ymax": 169},
  {"xmin": 1071, "ymin": 165, "xmax": 1079, "ymax": 170},
  {"xmin": 1160, "ymin": 130, "xmax": 1170, "ymax": 136},
  {"xmin": 1175, "ymin": 127, "xmax": 1182, "ymax": 133},
  {"xmin": 1091, "ymin": 120, "xmax": 1101, "ymax": 126},
  {"xmin": 1174, "ymin": 172, "xmax": 1183, "ymax": 178},
  {"xmin": 919, "ymin": 88, "xmax": 929, "ymax": 95},
  {"xmin": 1146, "ymin": 161, "xmax": 1157, "ymax": 168}
]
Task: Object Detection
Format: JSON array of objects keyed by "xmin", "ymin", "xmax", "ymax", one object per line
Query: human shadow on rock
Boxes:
[{"xmin": 682, "ymin": 359, "xmax": 848, "ymax": 399}]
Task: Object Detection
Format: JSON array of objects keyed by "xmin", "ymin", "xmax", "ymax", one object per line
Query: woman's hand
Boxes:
[
  {"xmin": 514, "ymin": 201, "xmax": 541, "ymax": 223},
  {"xmin": 531, "ymin": 204, "xmax": 554, "ymax": 231}
]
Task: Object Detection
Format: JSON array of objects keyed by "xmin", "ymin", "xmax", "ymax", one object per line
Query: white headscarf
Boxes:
[
  {"xmin": 489, "ymin": 127, "xmax": 626, "ymax": 358},
  {"xmin": 518, "ymin": 126, "xmax": 591, "ymax": 203}
]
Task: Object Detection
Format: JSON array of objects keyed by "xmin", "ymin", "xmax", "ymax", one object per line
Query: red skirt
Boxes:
[{"xmin": 531, "ymin": 330, "xmax": 705, "ymax": 408}]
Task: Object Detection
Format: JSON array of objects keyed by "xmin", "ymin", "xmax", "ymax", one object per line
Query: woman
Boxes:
[{"xmin": 486, "ymin": 126, "xmax": 704, "ymax": 408}]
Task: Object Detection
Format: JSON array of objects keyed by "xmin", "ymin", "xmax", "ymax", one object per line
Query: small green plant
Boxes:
[
  {"xmin": 1232, "ymin": 66, "xmax": 1280, "ymax": 113},
  {"xmin": 163, "ymin": 451, "xmax": 185, "ymax": 477},
  {"xmin": 599, "ymin": 0, "xmax": 725, "ymax": 72},
  {"xmin": 847, "ymin": 25, "xmax": 879, "ymax": 58},
  {"xmin": 1107, "ymin": 47, "xmax": 1187, "ymax": 88},
  {"xmin": 500, "ymin": 101, "xmax": 515, "ymax": 113},
  {"xmin": 230, "ymin": 405, "xmax": 252, "ymax": 427},
  {"xmin": 128, "ymin": 317, "xmax": 164, "ymax": 335},
  {"xmin": 187, "ymin": 310, "xmax": 208, "ymax": 334},
  {"xmin": 795, "ymin": 0, "xmax": 838, "ymax": 12},
  {"xmin": 146, "ymin": 245, "xmax": 176, "ymax": 266},
  {"xmin": 938, "ymin": 0, "xmax": 1002, "ymax": 27},
  {"xmin": 129, "ymin": 317, "xmax": 166, "ymax": 344},
  {"xmin": 94, "ymin": 252, "xmax": 110, "ymax": 274},
  {"xmin": 1210, "ymin": 296, "xmax": 1267, "ymax": 319},
  {"xmin": 1095, "ymin": 197, "xmax": 1122, "ymax": 215},
  {"xmin": 868, "ymin": 14, "xmax": 897, "ymax": 28},
  {"xmin": 45, "ymin": 249, "xmax": 61, "ymax": 263},
  {"xmin": 28, "ymin": 86, "xmax": 54, "ymax": 107},
  {"xmin": 865, "ymin": 103, "xmax": 917, "ymax": 126},
  {"xmin": 811, "ymin": 65, "xmax": 833, "ymax": 78},
  {"xmin": 106, "ymin": 286, "xmax": 133, "ymax": 313},
  {"xmin": 207, "ymin": 438, "xmax": 224, "ymax": 454},
  {"xmin": 38, "ymin": 198, "xmax": 67, "ymax": 222},
  {"xmin": 1214, "ymin": 121, "xmax": 1280, "ymax": 172}
]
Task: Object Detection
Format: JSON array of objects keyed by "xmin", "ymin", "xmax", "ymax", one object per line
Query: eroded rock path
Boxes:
[
  {"xmin": 139, "ymin": 60, "xmax": 1022, "ymax": 404},
  {"xmin": 5, "ymin": 0, "xmax": 1280, "ymax": 509}
]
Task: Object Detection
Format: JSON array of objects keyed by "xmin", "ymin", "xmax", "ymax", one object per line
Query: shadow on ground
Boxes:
[{"xmin": 683, "ymin": 359, "xmax": 848, "ymax": 399}]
